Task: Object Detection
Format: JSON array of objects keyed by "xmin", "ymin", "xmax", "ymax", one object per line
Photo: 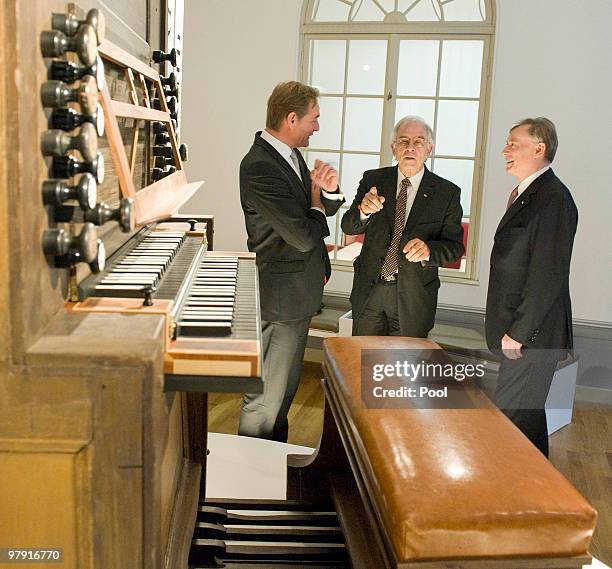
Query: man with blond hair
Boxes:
[
  {"xmin": 239, "ymin": 81, "xmax": 344, "ymax": 441},
  {"xmin": 486, "ymin": 117, "xmax": 578, "ymax": 457}
]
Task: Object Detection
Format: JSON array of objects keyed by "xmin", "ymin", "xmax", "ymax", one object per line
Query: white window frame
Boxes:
[{"xmin": 299, "ymin": 0, "xmax": 496, "ymax": 283}]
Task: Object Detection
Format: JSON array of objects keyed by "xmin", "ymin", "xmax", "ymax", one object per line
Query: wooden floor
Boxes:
[{"xmin": 209, "ymin": 361, "xmax": 612, "ymax": 566}]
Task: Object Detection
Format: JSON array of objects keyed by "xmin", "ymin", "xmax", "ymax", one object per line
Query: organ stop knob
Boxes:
[
  {"xmin": 42, "ymin": 173, "xmax": 97, "ymax": 210},
  {"xmin": 40, "ymin": 24, "xmax": 98, "ymax": 66},
  {"xmin": 49, "ymin": 56, "xmax": 105, "ymax": 91},
  {"xmin": 41, "ymin": 121, "xmax": 98, "ymax": 162},
  {"xmin": 49, "ymin": 104, "xmax": 105, "ymax": 137},
  {"xmin": 41, "ymin": 75, "xmax": 99, "ymax": 116},
  {"xmin": 152, "ymin": 48, "xmax": 177, "ymax": 67},
  {"xmin": 52, "ymin": 152, "xmax": 105, "ymax": 184},
  {"xmin": 152, "ymin": 145, "xmax": 173, "ymax": 159},
  {"xmin": 54, "ymin": 198, "xmax": 135, "ymax": 233},
  {"xmin": 179, "ymin": 143, "xmax": 189, "ymax": 162},
  {"xmin": 42, "ymin": 222, "xmax": 105, "ymax": 273},
  {"xmin": 51, "ymin": 8, "xmax": 106, "ymax": 45}
]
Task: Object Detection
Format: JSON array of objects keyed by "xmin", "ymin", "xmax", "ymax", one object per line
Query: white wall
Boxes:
[
  {"xmin": 181, "ymin": 0, "xmax": 302, "ymax": 251},
  {"xmin": 181, "ymin": 0, "xmax": 612, "ymax": 325}
]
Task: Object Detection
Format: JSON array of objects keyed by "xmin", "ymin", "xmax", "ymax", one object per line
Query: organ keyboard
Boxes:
[{"xmin": 75, "ymin": 224, "xmax": 262, "ymax": 384}]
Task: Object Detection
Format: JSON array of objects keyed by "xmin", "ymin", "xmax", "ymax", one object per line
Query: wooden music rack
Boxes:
[{"xmin": 97, "ymin": 40, "xmax": 203, "ymax": 225}]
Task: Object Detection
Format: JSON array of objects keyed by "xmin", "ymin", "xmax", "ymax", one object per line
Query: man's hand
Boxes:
[
  {"xmin": 310, "ymin": 159, "xmax": 338, "ymax": 193},
  {"xmin": 359, "ymin": 187, "xmax": 385, "ymax": 215},
  {"xmin": 501, "ymin": 333, "xmax": 523, "ymax": 359},
  {"xmin": 310, "ymin": 183, "xmax": 323, "ymax": 210},
  {"xmin": 403, "ymin": 238, "xmax": 430, "ymax": 262}
]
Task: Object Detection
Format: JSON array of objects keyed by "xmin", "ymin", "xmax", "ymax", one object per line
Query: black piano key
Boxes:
[{"xmin": 177, "ymin": 321, "xmax": 232, "ymax": 337}]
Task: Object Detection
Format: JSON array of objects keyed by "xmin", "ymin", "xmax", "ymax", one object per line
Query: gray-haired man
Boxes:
[{"xmin": 341, "ymin": 116, "xmax": 464, "ymax": 337}]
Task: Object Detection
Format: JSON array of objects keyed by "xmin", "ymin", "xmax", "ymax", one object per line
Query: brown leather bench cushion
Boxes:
[{"xmin": 323, "ymin": 336, "xmax": 597, "ymax": 562}]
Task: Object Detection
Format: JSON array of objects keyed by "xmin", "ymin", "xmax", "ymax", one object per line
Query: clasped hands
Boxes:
[
  {"xmin": 310, "ymin": 159, "xmax": 338, "ymax": 193},
  {"xmin": 358, "ymin": 186, "xmax": 430, "ymax": 262}
]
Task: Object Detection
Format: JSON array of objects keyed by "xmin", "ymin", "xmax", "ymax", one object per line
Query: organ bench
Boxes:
[
  {"xmin": 283, "ymin": 336, "xmax": 597, "ymax": 568},
  {"xmin": 190, "ymin": 337, "xmax": 597, "ymax": 567}
]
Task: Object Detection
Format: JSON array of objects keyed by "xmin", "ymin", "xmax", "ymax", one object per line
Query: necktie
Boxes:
[
  {"xmin": 506, "ymin": 186, "xmax": 519, "ymax": 210},
  {"xmin": 380, "ymin": 177, "xmax": 411, "ymax": 281},
  {"xmin": 290, "ymin": 150, "xmax": 302, "ymax": 179}
]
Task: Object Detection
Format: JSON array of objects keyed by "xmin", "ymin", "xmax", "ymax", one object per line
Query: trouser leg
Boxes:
[
  {"xmin": 272, "ymin": 318, "xmax": 311, "ymax": 442},
  {"xmin": 239, "ymin": 317, "xmax": 311, "ymax": 440},
  {"xmin": 494, "ymin": 353, "xmax": 557, "ymax": 457},
  {"xmin": 353, "ymin": 282, "xmax": 400, "ymax": 336}
]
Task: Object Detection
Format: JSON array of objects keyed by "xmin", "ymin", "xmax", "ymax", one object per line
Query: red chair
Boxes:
[{"xmin": 444, "ymin": 220, "xmax": 469, "ymax": 269}]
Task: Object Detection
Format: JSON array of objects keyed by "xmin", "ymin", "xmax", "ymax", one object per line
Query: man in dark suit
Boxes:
[
  {"xmin": 341, "ymin": 116, "xmax": 464, "ymax": 337},
  {"xmin": 486, "ymin": 117, "xmax": 578, "ymax": 457},
  {"xmin": 239, "ymin": 81, "xmax": 344, "ymax": 441}
]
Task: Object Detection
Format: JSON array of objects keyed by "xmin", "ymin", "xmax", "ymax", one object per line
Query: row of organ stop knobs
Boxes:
[
  {"xmin": 151, "ymin": 46, "xmax": 189, "ymax": 181},
  {"xmin": 40, "ymin": 8, "xmax": 134, "ymax": 274}
]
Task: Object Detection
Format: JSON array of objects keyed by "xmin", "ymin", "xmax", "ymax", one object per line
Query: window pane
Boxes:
[
  {"xmin": 303, "ymin": 151, "xmax": 341, "ymax": 172},
  {"xmin": 343, "ymin": 97, "xmax": 384, "ymax": 152},
  {"xmin": 435, "ymin": 100, "xmax": 479, "ymax": 157},
  {"xmin": 313, "ymin": 0, "xmax": 351, "ymax": 21},
  {"xmin": 377, "ymin": 0, "xmax": 396, "ymax": 12},
  {"xmin": 439, "ymin": 40, "xmax": 483, "ymax": 97},
  {"xmin": 310, "ymin": 40, "xmax": 346, "ymax": 94},
  {"xmin": 325, "ymin": 211, "xmax": 339, "ymax": 248},
  {"xmin": 311, "ymin": 96, "xmax": 343, "ymax": 150},
  {"xmin": 340, "ymin": 153, "xmax": 380, "ymax": 205},
  {"xmin": 401, "ymin": 0, "xmax": 441, "ymax": 21},
  {"xmin": 347, "ymin": 40, "xmax": 387, "ymax": 95},
  {"xmin": 432, "ymin": 158, "xmax": 474, "ymax": 215},
  {"xmin": 352, "ymin": 0, "xmax": 387, "ymax": 21},
  {"xmin": 397, "ymin": 40, "xmax": 439, "ymax": 96},
  {"xmin": 442, "ymin": 0, "xmax": 485, "ymax": 21},
  {"xmin": 394, "ymin": 99, "xmax": 436, "ymax": 130}
]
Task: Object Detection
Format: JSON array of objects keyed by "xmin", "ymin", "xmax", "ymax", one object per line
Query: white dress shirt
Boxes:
[{"xmin": 517, "ymin": 164, "xmax": 550, "ymax": 198}]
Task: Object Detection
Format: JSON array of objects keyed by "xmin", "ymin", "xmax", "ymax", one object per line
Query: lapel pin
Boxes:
[{"xmin": 424, "ymin": 193, "xmax": 428, "ymax": 197}]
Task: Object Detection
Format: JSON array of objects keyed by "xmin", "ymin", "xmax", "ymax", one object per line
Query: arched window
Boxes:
[{"xmin": 300, "ymin": 0, "xmax": 495, "ymax": 280}]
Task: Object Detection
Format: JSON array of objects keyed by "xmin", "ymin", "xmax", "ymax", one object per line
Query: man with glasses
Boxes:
[
  {"xmin": 486, "ymin": 117, "xmax": 578, "ymax": 457},
  {"xmin": 342, "ymin": 116, "xmax": 464, "ymax": 337}
]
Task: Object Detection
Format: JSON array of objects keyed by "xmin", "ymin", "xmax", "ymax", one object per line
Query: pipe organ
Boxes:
[{"xmin": 0, "ymin": 2, "xmax": 261, "ymax": 568}]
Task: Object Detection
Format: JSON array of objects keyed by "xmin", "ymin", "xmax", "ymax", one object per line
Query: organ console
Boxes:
[{"xmin": 1, "ymin": 3, "xmax": 262, "ymax": 568}]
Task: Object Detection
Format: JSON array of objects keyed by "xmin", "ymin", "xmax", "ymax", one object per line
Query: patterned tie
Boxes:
[
  {"xmin": 380, "ymin": 177, "xmax": 411, "ymax": 281},
  {"xmin": 506, "ymin": 186, "xmax": 519, "ymax": 210}
]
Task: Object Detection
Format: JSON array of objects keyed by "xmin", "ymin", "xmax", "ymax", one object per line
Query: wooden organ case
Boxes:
[{"xmin": 0, "ymin": 2, "xmax": 261, "ymax": 568}]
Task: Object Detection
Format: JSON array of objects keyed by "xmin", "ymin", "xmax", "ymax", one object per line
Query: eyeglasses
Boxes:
[{"xmin": 394, "ymin": 137, "xmax": 428, "ymax": 149}]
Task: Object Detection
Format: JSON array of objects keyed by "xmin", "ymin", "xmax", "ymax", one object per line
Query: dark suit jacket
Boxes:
[
  {"xmin": 341, "ymin": 165, "xmax": 464, "ymax": 337},
  {"xmin": 240, "ymin": 132, "xmax": 344, "ymax": 322},
  {"xmin": 485, "ymin": 168, "xmax": 578, "ymax": 353}
]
